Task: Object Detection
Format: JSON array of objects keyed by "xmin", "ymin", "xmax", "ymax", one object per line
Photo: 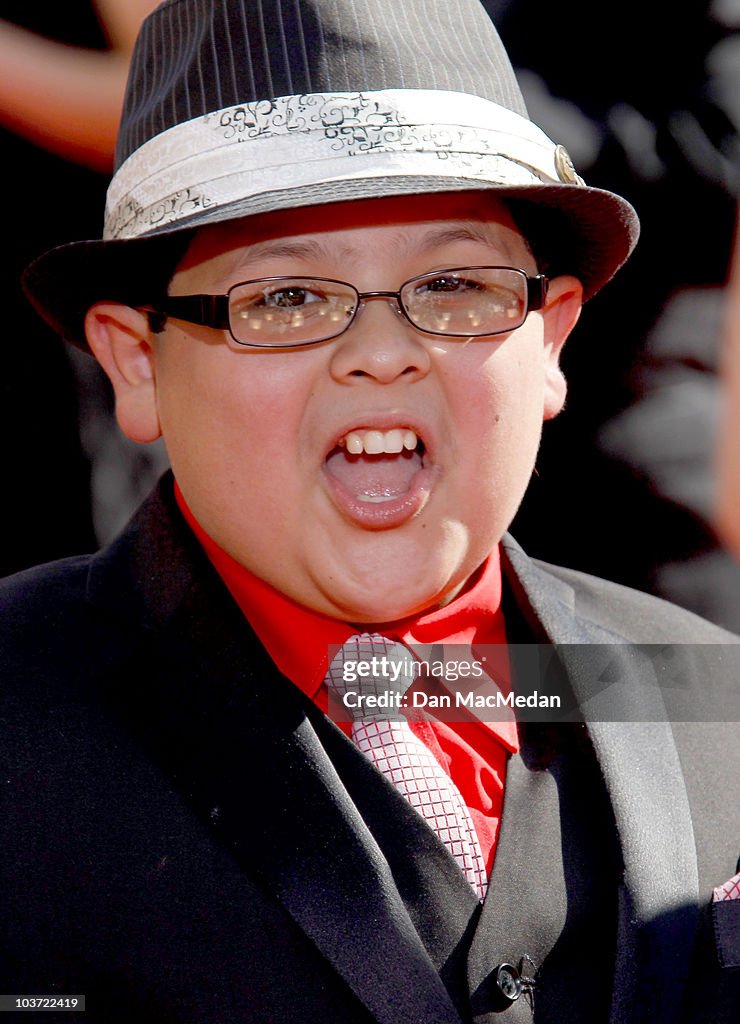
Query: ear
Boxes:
[
  {"xmin": 84, "ymin": 302, "xmax": 162, "ymax": 443},
  {"xmin": 540, "ymin": 274, "xmax": 583, "ymax": 420}
]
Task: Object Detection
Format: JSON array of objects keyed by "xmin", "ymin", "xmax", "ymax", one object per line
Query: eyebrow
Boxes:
[
  {"xmin": 417, "ymin": 224, "xmax": 521, "ymax": 261},
  {"xmin": 227, "ymin": 221, "xmax": 523, "ymax": 274}
]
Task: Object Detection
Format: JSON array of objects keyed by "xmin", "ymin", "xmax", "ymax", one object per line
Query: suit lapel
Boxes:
[
  {"xmin": 87, "ymin": 480, "xmax": 463, "ymax": 1024},
  {"xmin": 501, "ymin": 535, "xmax": 700, "ymax": 1024}
]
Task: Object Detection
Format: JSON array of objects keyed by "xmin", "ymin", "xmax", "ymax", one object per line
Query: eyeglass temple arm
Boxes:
[
  {"xmin": 527, "ymin": 274, "xmax": 548, "ymax": 311},
  {"xmin": 146, "ymin": 294, "xmax": 231, "ymax": 333}
]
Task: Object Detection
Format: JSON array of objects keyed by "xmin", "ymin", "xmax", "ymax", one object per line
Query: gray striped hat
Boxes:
[{"xmin": 24, "ymin": 0, "xmax": 639, "ymax": 348}]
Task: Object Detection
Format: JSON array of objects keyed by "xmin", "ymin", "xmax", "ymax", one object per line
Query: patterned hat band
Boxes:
[{"xmin": 105, "ymin": 89, "xmax": 584, "ymax": 242}]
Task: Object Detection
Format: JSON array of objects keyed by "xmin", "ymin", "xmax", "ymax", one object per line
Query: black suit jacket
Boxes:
[{"xmin": 1, "ymin": 477, "xmax": 738, "ymax": 1023}]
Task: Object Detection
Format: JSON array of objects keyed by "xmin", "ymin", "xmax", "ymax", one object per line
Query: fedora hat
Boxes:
[{"xmin": 23, "ymin": 0, "xmax": 639, "ymax": 349}]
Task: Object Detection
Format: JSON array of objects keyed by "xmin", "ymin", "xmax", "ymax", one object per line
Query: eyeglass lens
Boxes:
[
  {"xmin": 230, "ymin": 279, "xmax": 356, "ymax": 346},
  {"xmin": 227, "ymin": 268, "xmax": 530, "ymax": 347}
]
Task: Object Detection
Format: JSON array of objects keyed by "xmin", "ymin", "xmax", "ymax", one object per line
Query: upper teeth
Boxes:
[{"xmin": 342, "ymin": 428, "xmax": 418, "ymax": 455}]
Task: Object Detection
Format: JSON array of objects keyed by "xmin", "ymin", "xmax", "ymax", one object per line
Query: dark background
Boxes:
[{"xmin": 487, "ymin": 0, "xmax": 740, "ymax": 629}]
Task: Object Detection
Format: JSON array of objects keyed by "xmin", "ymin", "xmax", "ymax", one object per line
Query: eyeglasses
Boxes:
[{"xmin": 146, "ymin": 266, "xmax": 548, "ymax": 349}]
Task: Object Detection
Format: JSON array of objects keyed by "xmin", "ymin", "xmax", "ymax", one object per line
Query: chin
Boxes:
[
  {"xmin": 324, "ymin": 566, "xmax": 466, "ymax": 625},
  {"xmin": 313, "ymin": 518, "xmax": 493, "ymax": 622}
]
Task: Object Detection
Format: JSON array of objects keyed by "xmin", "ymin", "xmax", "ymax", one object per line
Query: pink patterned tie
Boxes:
[
  {"xmin": 713, "ymin": 871, "xmax": 740, "ymax": 902},
  {"xmin": 325, "ymin": 633, "xmax": 488, "ymax": 901}
]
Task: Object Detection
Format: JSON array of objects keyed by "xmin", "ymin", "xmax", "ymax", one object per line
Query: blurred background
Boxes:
[
  {"xmin": 0, "ymin": 0, "xmax": 162, "ymax": 577},
  {"xmin": 3, "ymin": 0, "xmax": 740, "ymax": 630},
  {"xmin": 488, "ymin": 0, "xmax": 740, "ymax": 631}
]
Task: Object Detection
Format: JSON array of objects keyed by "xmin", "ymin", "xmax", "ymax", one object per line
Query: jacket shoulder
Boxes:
[
  {"xmin": 0, "ymin": 555, "xmax": 111, "ymax": 682},
  {"xmin": 0, "ymin": 555, "xmax": 93, "ymax": 624},
  {"xmin": 534, "ymin": 558, "xmax": 739, "ymax": 644},
  {"xmin": 501, "ymin": 534, "xmax": 739, "ymax": 644}
]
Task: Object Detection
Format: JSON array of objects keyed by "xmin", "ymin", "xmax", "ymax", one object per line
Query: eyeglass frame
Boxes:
[{"xmin": 144, "ymin": 266, "xmax": 549, "ymax": 349}]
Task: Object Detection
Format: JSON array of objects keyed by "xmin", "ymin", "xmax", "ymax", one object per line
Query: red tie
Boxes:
[{"xmin": 325, "ymin": 633, "xmax": 488, "ymax": 900}]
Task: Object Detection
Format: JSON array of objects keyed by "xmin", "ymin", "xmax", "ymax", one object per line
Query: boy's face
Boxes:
[{"xmin": 91, "ymin": 193, "xmax": 581, "ymax": 623}]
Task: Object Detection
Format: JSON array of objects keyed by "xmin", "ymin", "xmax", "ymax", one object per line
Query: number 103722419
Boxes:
[{"xmin": 0, "ymin": 996, "xmax": 84, "ymax": 1011}]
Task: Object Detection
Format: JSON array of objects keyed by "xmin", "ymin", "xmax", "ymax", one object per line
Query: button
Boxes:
[
  {"xmin": 554, "ymin": 144, "xmax": 584, "ymax": 185},
  {"xmin": 493, "ymin": 963, "xmax": 522, "ymax": 1007}
]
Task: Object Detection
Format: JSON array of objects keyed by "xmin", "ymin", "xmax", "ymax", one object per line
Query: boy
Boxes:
[{"xmin": 3, "ymin": 1, "xmax": 739, "ymax": 1021}]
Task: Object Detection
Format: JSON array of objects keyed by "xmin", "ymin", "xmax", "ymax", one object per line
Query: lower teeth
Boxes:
[{"xmin": 358, "ymin": 493, "xmax": 398, "ymax": 503}]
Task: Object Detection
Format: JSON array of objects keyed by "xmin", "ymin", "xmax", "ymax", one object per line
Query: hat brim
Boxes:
[{"xmin": 23, "ymin": 175, "xmax": 638, "ymax": 351}]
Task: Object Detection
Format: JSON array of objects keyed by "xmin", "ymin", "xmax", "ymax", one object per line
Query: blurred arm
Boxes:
[
  {"xmin": 93, "ymin": 0, "xmax": 157, "ymax": 51},
  {"xmin": 0, "ymin": 1, "xmax": 158, "ymax": 172},
  {"xmin": 715, "ymin": 206, "xmax": 740, "ymax": 556}
]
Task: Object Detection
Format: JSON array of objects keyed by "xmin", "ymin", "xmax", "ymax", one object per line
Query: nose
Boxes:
[{"xmin": 328, "ymin": 297, "xmax": 432, "ymax": 385}]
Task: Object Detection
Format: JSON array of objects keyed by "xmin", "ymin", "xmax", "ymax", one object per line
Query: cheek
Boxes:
[
  {"xmin": 448, "ymin": 340, "xmax": 547, "ymax": 514},
  {"xmin": 153, "ymin": 342, "xmax": 311, "ymax": 520},
  {"xmin": 456, "ymin": 342, "xmax": 545, "ymax": 456}
]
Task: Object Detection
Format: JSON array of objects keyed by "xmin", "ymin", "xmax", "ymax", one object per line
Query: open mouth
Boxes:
[
  {"xmin": 326, "ymin": 428, "xmax": 425, "ymax": 503},
  {"xmin": 323, "ymin": 427, "xmax": 434, "ymax": 527}
]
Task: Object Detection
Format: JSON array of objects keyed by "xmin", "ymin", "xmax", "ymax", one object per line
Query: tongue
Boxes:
[{"xmin": 325, "ymin": 448, "xmax": 422, "ymax": 500}]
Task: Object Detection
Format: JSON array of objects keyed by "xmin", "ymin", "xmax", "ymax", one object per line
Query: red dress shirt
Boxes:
[{"xmin": 175, "ymin": 483, "xmax": 519, "ymax": 872}]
